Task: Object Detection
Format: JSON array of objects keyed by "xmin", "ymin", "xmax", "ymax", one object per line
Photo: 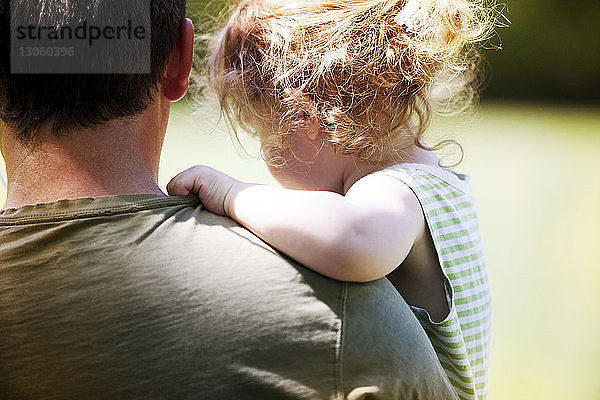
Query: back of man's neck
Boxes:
[
  {"xmin": 1, "ymin": 111, "xmax": 166, "ymax": 210},
  {"xmin": 4, "ymin": 167, "xmax": 165, "ymax": 209}
]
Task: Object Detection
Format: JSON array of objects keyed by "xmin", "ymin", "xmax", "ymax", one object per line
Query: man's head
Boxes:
[{"xmin": 0, "ymin": 0, "xmax": 189, "ymax": 143}]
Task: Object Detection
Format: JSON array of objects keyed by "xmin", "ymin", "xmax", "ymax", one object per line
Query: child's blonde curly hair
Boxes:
[{"xmin": 207, "ymin": 0, "xmax": 498, "ymax": 166}]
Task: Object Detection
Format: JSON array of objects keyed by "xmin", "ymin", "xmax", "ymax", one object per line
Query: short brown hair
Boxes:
[
  {"xmin": 208, "ymin": 0, "xmax": 497, "ymax": 165},
  {"xmin": 0, "ymin": 0, "xmax": 187, "ymax": 142}
]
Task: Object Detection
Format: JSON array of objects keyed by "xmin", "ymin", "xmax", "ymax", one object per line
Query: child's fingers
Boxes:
[
  {"xmin": 167, "ymin": 166, "xmax": 207, "ymax": 196},
  {"xmin": 167, "ymin": 173, "xmax": 192, "ymax": 196}
]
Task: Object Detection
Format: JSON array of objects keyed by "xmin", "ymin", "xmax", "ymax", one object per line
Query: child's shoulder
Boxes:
[
  {"xmin": 346, "ymin": 167, "xmax": 422, "ymax": 212},
  {"xmin": 347, "ymin": 163, "xmax": 475, "ymax": 218},
  {"xmin": 373, "ymin": 163, "xmax": 472, "ymax": 196}
]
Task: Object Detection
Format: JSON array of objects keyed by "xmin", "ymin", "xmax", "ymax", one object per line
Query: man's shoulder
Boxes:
[
  {"xmin": 1, "ymin": 195, "xmax": 456, "ymax": 399},
  {"xmin": 0, "ymin": 194, "xmax": 343, "ymax": 309},
  {"xmin": 0, "ymin": 194, "xmax": 347, "ymax": 336},
  {"xmin": 0, "ymin": 195, "xmax": 344, "ymax": 397}
]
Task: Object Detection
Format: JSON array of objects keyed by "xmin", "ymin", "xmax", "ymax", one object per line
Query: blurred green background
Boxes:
[
  {"xmin": 1, "ymin": 1, "xmax": 599, "ymax": 399},
  {"xmin": 190, "ymin": 0, "xmax": 600, "ymax": 103}
]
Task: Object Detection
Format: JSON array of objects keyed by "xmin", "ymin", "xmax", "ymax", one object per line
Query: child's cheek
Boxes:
[
  {"xmin": 266, "ymin": 139, "xmax": 344, "ymax": 193},
  {"xmin": 267, "ymin": 152, "xmax": 313, "ymax": 191}
]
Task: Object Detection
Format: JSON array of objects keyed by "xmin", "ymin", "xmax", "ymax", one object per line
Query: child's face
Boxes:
[{"xmin": 267, "ymin": 133, "xmax": 348, "ymax": 195}]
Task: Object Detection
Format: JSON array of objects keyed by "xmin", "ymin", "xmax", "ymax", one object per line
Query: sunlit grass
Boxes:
[{"xmin": 1, "ymin": 102, "xmax": 599, "ymax": 399}]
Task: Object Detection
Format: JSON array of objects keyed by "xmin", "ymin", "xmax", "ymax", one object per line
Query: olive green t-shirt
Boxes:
[{"xmin": 0, "ymin": 195, "xmax": 457, "ymax": 400}]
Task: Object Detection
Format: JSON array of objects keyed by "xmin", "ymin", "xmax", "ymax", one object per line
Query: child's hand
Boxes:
[{"xmin": 167, "ymin": 166, "xmax": 244, "ymax": 217}]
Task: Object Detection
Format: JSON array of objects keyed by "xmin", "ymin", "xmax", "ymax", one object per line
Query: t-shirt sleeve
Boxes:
[{"xmin": 341, "ymin": 279, "xmax": 458, "ymax": 400}]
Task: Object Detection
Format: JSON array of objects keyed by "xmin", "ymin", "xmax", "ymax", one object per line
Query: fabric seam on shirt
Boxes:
[
  {"xmin": 0, "ymin": 197, "xmax": 200, "ymax": 226},
  {"xmin": 335, "ymin": 282, "xmax": 348, "ymax": 399}
]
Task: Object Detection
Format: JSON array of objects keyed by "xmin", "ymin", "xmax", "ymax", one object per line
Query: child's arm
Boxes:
[{"xmin": 168, "ymin": 166, "xmax": 424, "ymax": 282}]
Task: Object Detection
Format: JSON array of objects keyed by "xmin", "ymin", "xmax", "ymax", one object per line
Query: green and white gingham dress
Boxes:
[{"xmin": 378, "ymin": 163, "xmax": 491, "ymax": 400}]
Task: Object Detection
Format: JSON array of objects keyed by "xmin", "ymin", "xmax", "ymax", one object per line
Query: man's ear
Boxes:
[
  {"xmin": 283, "ymin": 88, "xmax": 321, "ymax": 141},
  {"xmin": 163, "ymin": 18, "xmax": 194, "ymax": 102}
]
